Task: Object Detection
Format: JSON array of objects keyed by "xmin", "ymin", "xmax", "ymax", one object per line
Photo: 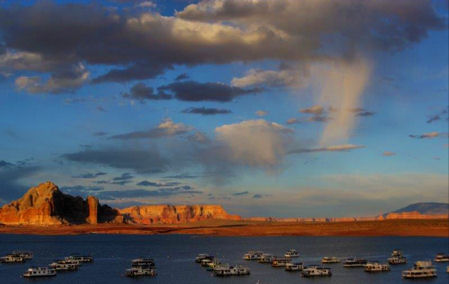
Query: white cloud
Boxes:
[
  {"xmin": 231, "ymin": 65, "xmax": 309, "ymax": 88},
  {"xmin": 215, "ymin": 119, "xmax": 293, "ymax": 167}
]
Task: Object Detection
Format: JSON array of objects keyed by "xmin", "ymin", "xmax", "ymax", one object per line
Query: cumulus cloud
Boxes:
[
  {"xmin": 110, "ymin": 118, "xmax": 191, "ymax": 140},
  {"xmin": 289, "ymin": 144, "xmax": 364, "ymax": 154},
  {"xmin": 15, "ymin": 63, "xmax": 89, "ymax": 94},
  {"xmin": 159, "ymin": 81, "xmax": 259, "ymax": 102},
  {"xmin": 122, "ymin": 82, "xmax": 171, "ymax": 102},
  {"xmin": 231, "ymin": 64, "xmax": 309, "ymax": 88},
  {"xmin": 214, "ymin": 119, "xmax": 293, "ymax": 167},
  {"xmin": 182, "ymin": 107, "xmax": 232, "ymax": 115}
]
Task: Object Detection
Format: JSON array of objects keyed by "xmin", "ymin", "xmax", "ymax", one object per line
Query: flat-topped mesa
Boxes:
[
  {"xmin": 0, "ymin": 181, "xmax": 119, "ymax": 225},
  {"xmin": 119, "ymin": 204, "xmax": 241, "ymax": 224}
]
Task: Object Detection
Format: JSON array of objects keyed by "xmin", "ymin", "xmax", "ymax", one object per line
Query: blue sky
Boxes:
[{"xmin": 0, "ymin": 0, "xmax": 447, "ymax": 217}]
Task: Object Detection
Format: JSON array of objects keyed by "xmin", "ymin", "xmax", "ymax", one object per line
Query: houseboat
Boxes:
[
  {"xmin": 65, "ymin": 255, "xmax": 93, "ymax": 263},
  {"xmin": 213, "ymin": 264, "xmax": 250, "ymax": 276},
  {"xmin": 302, "ymin": 266, "xmax": 332, "ymax": 277},
  {"xmin": 243, "ymin": 251, "xmax": 263, "ymax": 260},
  {"xmin": 23, "ymin": 267, "xmax": 57, "ymax": 278},
  {"xmin": 322, "ymin": 256, "xmax": 340, "ymax": 264},
  {"xmin": 434, "ymin": 253, "xmax": 449, "ymax": 262},
  {"xmin": 285, "ymin": 262, "xmax": 304, "ymax": 271},
  {"xmin": 49, "ymin": 261, "xmax": 78, "ymax": 271},
  {"xmin": 284, "ymin": 249, "xmax": 299, "ymax": 258},
  {"xmin": 0, "ymin": 254, "xmax": 24, "ymax": 263},
  {"xmin": 272, "ymin": 257, "xmax": 291, "ymax": 267},
  {"xmin": 343, "ymin": 257, "xmax": 367, "ymax": 267},
  {"xmin": 126, "ymin": 266, "xmax": 156, "ymax": 277},
  {"xmin": 364, "ymin": 262, "xmax": 390, "ymax": 272},
  {"xmin": 258, "ymin": 253, "xmax": 274, "ymax": 264},
  {"xmin": 402, "ymin": 261, "xmax": 437, "ymax": 279},
  {"xmin": 12, "ymin": 251, "xmax": 33, "ymax": 260},
  {"xmin": 132, "ymin": 258, "xmax": 155, "ymax": 267},
  {"xmin": 388, "ymin": 249, "xmax": 407, "ymax": 265}
]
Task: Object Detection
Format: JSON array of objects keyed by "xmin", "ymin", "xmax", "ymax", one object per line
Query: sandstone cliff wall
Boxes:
[{"xmin": 119, "ymin": 204, "xmax": 241, "ymax": 224}]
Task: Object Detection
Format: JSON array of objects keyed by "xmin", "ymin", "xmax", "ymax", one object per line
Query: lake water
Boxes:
[{"xmin": 0, "ymin": 234, "xmax": 448, "ymax": 283}]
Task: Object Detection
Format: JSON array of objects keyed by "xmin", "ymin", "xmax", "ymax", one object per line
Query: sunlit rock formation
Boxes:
[
  {"xmin": 119, "ymin": 204, "xmax": 241, "ymax": 224},
  {"xmin": 0, "ymin": 181, "xmax": 120, "ymax": 225}
]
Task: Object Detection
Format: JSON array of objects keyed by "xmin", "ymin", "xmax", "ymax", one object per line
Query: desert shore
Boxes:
[{"xmin": 0, "ymin": 219, "xmax": 447, "ymax": 237}]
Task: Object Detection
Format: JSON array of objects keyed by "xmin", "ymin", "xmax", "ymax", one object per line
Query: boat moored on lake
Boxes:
[
  {"xmin": 322, "ymin": 256, "xmax": 340, "ymax": 264},
  {"xmin": 49, "ymin": 261, "xmax": 78, "ymax": 271},
  {"xmin": 364, "ymin": 262, "xmax": 390, "ymax": 272},
  {"xmin": 23, "ymin": 267, "xmax": 57, "ymax": 278},
  {"xmin": 402, "ymin": 261, "xmax": 437, "ymax": 279},
  {"xmin": 302, "ymin": 266, "xmax": 332, "ymax": 277},
  {"xmin": 258, "ymin": 253, "xmax": 274, "ymax": 264},
  {"xmin": 344, "ymin": 257, "xmax": 367, "ymax": 267},
  {"xmin": 388, "ymin": 249, "xmax": 407, "ymax": 265},
  {"xmin": 132, "ymin": 258, "xmax": 155, "ymax": 267},
  {"xmin": 12, "ymin": 251, "xmax": 33, "ymax": 260},
  {"xmin": 195, "ymin": 254, "xmax": 213, "ymax": 263},
  {"xmin": 0, "ymin": 254, "xmax": 25, "ymax": 264},
  {"xmin": 285, "ymin": 262, "xmax": 303, "ymax": 271},
  {"xmin": 272, "ymin": 257, "xmax": 291, "ymax": 267},
  {"xmin": 434, "ymin": 253, "xmax": 449, "ymax": 262},
  {"xmin": 65, "ymin": 255, "xmax": 93, "ymax": 263},
  {"xmin": 243, "ymin": 251, "xmax": 263, "ymax": 260},
  {"xmin": 213, "ymin": 264, "xmax": 250, "ymax": 277},
  {"xmin": 284, "ymin": 249, "xmax": 299, "ymax": 258},
  {"xmin": 126, "ymin": 266, "xmax": 156, "ymax": 277}
]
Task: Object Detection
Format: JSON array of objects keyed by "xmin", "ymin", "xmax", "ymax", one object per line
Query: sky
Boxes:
[{"xmin": 0, "ymin": 0, "xmax": 448, "ymax": 218}]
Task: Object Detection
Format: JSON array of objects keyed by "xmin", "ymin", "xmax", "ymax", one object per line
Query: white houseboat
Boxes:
[
  {"xmin": 434, "ymin": 253, "xmax": 449, "ymax": 262},
  {"xmin": 0, "ymin": 254, "xmax": 24, "ymax": 263},
  {"xmin": 284, "ymin": 249, "xmax": 299, "ymax": 258},
  {"xmin": 302, "ymin": 266, "xmax": 332, "ymax": 277},
  {"xmin": 322, "ymin": 256, "xmax": 340, "ymax": 264},
  {"xmin": 343, "ymin": 257, "xmax": 367, "ymax": 267},
  {"xmin": 285, "ymin": 262, "xmax": 303, "ymax": 271},
  {"xmin": 402, "ymin": 261, "xmax": 437, "ymax": 279},
  {"xmin": 23, "ymin": 267, "xmax": 57, "ymax": 278},
  {"xmin": 365, "ymin": 262, "xmax": 390, "ymax": 272}
]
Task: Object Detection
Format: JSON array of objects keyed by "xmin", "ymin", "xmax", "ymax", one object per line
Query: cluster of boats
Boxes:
[
  {"xmin": 0, "ymin": 251, "xmax": 33, "ymax": 264},
  {"xmin": 195, "ymin": 254, "xmax": 250, "ymax": 277},
  {"xmin": 125, "ymin": 258, "xmax": 157, "ymax": 277},
  {"xmin": 23, "ymin": 255, "xmax": 93, "ymax": 278}
]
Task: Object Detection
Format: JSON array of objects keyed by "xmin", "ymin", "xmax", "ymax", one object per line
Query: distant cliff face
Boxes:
[
  {"xmin": 391, "ymin": 202, "xmax": 449, "ymax": 215},
  {"xmin": 119, "ymin": 204, "xmax": 241, "ymax": 224},
  {"xmin": 0, "ymin": 182, "xmax": 241, "ymax": 226},
  {"xmin": 0, "ymin": 181, "xmax": 120, "ymax": 225}
]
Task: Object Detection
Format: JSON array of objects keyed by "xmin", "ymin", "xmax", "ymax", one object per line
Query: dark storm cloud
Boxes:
[
  {"xmin": 232, "ymin": 191, "xmax": 249, "ymax": 196},
  {"xmin": 137, "ymin": 180, "xmax": 181, "ymax": 187},
  {"xmin": 122, "ymin": 82, "xmax": 172, "ymax": 102},
  {"xmin": 0, "ymin": 1, "xmax": 444, "ymax": 93},
  {"xmin": 182, "ymin": 107, "xmax": 232, "ymax": 115},
  {"xmin": 72, "ymin": 172, "xmax": 107, "ymax": 179},
  {"xmin": 158, "ymin": 81, "xmax": 260, "ymax": 102},
  {"xmin": 0, "ymin": 160, "xmax": 39, "ymax": 202},
  {"xmin": 62, "ymin": 149, "xmax": 169, "ymax": 174}
]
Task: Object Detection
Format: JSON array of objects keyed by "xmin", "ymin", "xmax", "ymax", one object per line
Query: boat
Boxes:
[
  {"xmin": 243, "ymin": 251, "xmax": 263, "ymax": 260},
  {"xmin": 195, "ymin": 254, "xmax": 213, "ymax": 263},
  {"xmin": 213, "ymin": 264, "xmax": 250, "ymax": 276},
  {"xmin": 12, "ymin": 251, "xmax": 33, "ymax": 260},
  {"xmin": 272, "ymin": 257, "xmax": 291, "ymax": 267},
  {"xmin": 284, "ymin": 249, "xmax": 299, "ymax": 258},
  {"xmin": 23, "ymin": 267, "xmax": 57, "ymax": 278},
  {"xmin": 402, "ymin": 261, "xmax": 437, "ymax": 279},
  {"xmin": 132, "ymin": 258, "xmax": 155, "ymax": 267},
  {"xmin": 205, "ymin": 258, "xmax": 221, "ymax": 271},
  {"xmin": 0, "ymin": 254, "xmax": 25, "ymax": 263},
  {"xmin": 322, "ymin": 256, "xmax": 340, "ymax": 264},
  {"xmin": 302, "ymin": 266, "xmax": 332, "ymax": 277},
  {"xmin": 434, "ymin": 253, "xmax": 449, "ymax": 262},
  {"xmin": 343, "ymin": 257, "xmax": 367, "ymax": 267},
  {"xmin": 49, "ymin": 261, "xmax": 78, "ymax": 271},
  {"xmin": 258, "ymin": 253, "xmax": 274, "ymax": 264},
  {"xmin": 201, "ymin": 258, "xmax": 214, "ymax": 267},
  {"xmin": 388, "ymin": 249, "xmax": 407, "ymax": 265},
  {"xmin": 125, "ymin": 266, "xmax": 156, "ymax": 277},
  {"xmin": 285, "ymin": 262, "xmax": 303, "ymax": 271},
  {"xmin": 59, "ymin": 258, "xmax": 81, "ymax": 266},
  {"xmin": 364, "ymin": 262, "xmax": 390, "ymax": 272},
  {"xmin": 65, "ymin": 255, "xmax": 93, "ymax": 263}
]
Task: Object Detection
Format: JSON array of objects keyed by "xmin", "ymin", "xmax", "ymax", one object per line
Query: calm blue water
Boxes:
[{"xmin": 0, "ymin": 235, "xmax": 448, "ymax": 283}]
